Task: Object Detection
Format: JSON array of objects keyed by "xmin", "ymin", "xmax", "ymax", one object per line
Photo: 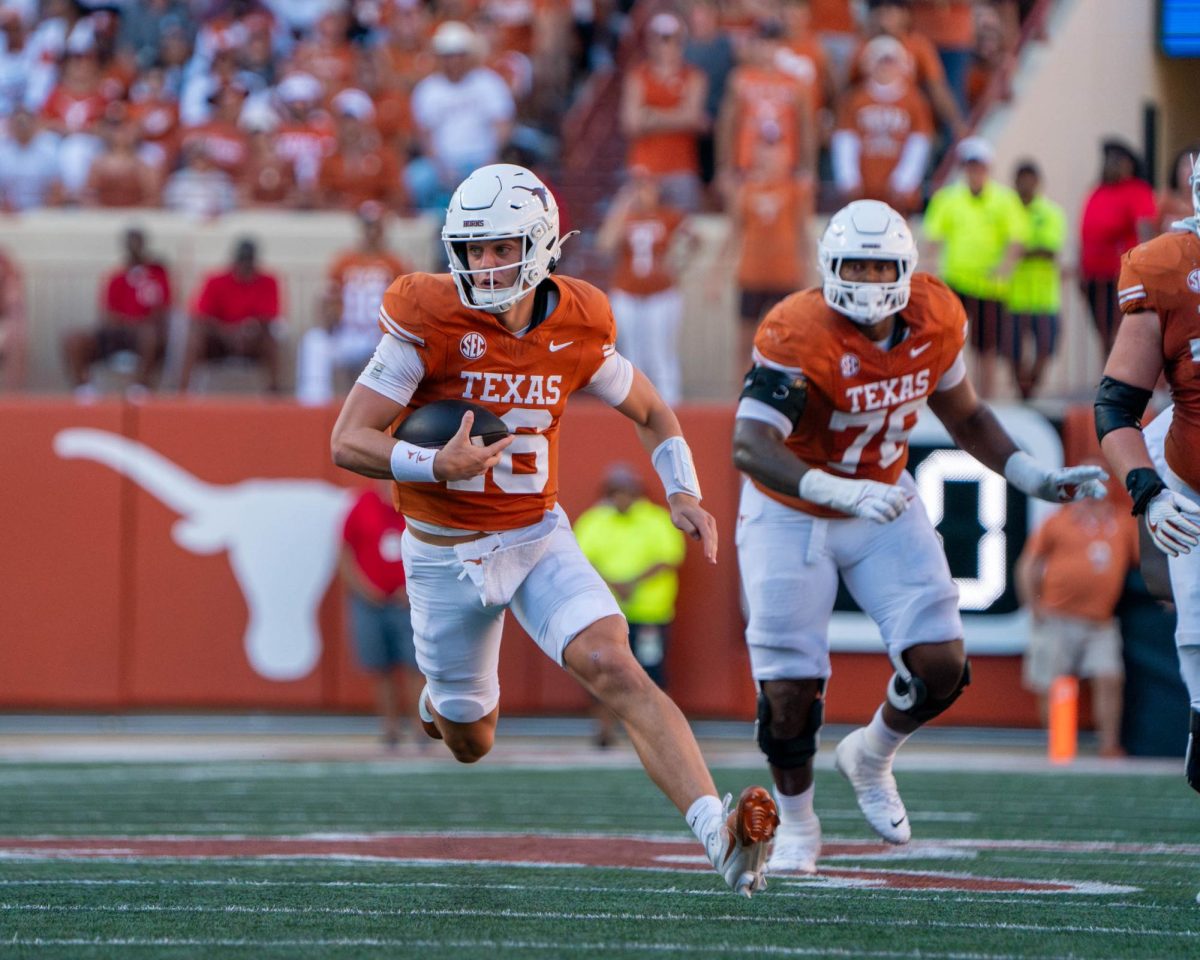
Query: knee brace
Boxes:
[
  {"xmin": 886, "ymin": 653, "xmax": 971, "ymax": 725},
  {"xmin": 755, "ymin": 681, "xmax": 825, "ymax": 769}
]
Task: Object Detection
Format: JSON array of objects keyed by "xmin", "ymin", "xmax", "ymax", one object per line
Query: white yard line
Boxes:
[
  {"xmin": 0, "ymin": 937, "xmax": 1081, "ymax": 959},
  {"xmin": 1, "ymin": 902, "xmax": 1194, "ymax": 939}
]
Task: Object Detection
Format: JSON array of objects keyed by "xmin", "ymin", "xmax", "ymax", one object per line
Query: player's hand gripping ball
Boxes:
[{"xmin": 394, "ymin": 399, "xmax": 510, "ymax": 448}]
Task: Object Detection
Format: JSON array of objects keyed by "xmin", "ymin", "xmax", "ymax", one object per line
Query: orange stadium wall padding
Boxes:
[{"xmin": 0, "ymin": 398, "xmax": 1040, "ymax": 727}]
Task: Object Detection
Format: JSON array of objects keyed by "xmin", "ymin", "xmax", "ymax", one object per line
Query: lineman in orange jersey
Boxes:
[
  {"xmin": 330, "ymin": 163, "xmax": 779, "ymax": 897},
  {"xmin": 732, "ymin": 200, "xmax": 1107, "ymax": 875},
  {"xmin": 1097, "ymin": 155, "xmax": 1200, "ymax": 794}
]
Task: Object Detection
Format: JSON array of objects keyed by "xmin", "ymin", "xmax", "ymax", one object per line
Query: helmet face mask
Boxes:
[
  {"xmin": 442, "ymin": 164, "xmax": 568, "ymax": 315},
  {"xmin": 819, "ymin": 200, "xmax": 917, "ymax": 326}
]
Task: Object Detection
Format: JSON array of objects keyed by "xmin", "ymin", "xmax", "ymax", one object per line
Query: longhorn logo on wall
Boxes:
[{"xmin": 53, "ymin": 429, "xmax": 354, "ymax": 681}]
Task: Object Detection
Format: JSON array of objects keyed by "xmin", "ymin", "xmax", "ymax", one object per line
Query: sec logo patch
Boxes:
[
  {"xmin": 840, "ymin": 353, "xmax": 860, "ymax": 377},
  {"xmin": 460, "ymin": 332, "xmax": 487, "ymax": 360},
  {"xmin": 1188, "ymin": 269, "xmax": 1200, "ymax": 294}
]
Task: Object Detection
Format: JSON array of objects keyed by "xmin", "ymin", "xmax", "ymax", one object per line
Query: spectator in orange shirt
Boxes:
[
  {"xmin": 723, "ymin": 137, "xmax": 811, "ymax": 372},
  {"xmin": 317, "ymin": 88, "xmax": 405, "ymax": 211},
  {"xmin": 0, "ymin": 248, "xmax": 27, "ymax": 390},
  {"xmin": 127, "ymin": 65, "xmax": 182, "ymax": 174},
  {"xmin": 717, "ymin": 18, "xmax": 816, "ymax": 204},
  {"xmin": 63, "ymin": 227, "xmax": 170, "ymax": 397},
  {"xmin": 80, "ymin": 111, "xmax": 161, "ymax": 208},
  {"xmin": 597, "ymin": 168, "xmax": 696, "ymax": 406},
  {"xmin": 297, "ymin": 204, "xmax": 410, "ymax": 405},
  {"xmin": 180, "ymin": 79, "xmax": 251, "ymax": 177},
  {"xmin": 273, "ymin": 71, "xmax": 338, "ymax": 201},
  {"xmin": 621, "ymin": 12, "xmax": 708, "ymax": 213},
  {"xmin": 180, "ymin": 237, "xmax": 283, "ymax": 393},
  {"xmin": 41, "ymin": 50, "xmax": 109, "ymax": 200},
  {"xmin": 238, "ymin": 120, "xmax": 299, "ymax": 208},
  {"xmin": 852, "ymin": 0, "xmax": 964, "ymax": 137},
  {"xmin": 831, "ymin": 36, "xmax": 933, "ymax": 214},
  {"xmin": 286, "ymin": 8, "xmax": 357, "ymax": 92},
  {"xmin": 777, "ymin": 0, "xmax": 836, "ymax": 132},
  {"xmin": 1016, "ymin": 481, "xmax": 1139, "ymax": 757},
  {"xmin": 376, "ymin": 0, "xmax": 435, "ymax": 93},
  {"xmin": 908, "ymin": 0, "xmax": 974, "ymax": 112}
]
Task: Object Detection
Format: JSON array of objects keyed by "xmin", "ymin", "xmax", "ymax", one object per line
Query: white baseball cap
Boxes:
[
  {"xmin": 331, "ymin": 87, "xmax": 375, "ymax": 121},
  {"xmin": 432, "ymin": 20, "xmax": 475, "ymax": 55},
  {"xmin": 957, "ymin": 135, "xmax": 995, "ymax": 166}
]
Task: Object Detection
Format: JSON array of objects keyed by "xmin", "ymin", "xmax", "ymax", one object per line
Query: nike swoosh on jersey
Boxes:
[
  {"xmin": 909, "ymin": 342, "xmax": 931, "ymax": 358},
  {"xmin": 548, "ymin": 341, "xmax": 574, "ymax": 352}
]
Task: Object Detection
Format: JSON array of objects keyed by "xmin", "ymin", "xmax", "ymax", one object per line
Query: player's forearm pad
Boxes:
[
  {"xmin": 390, "ymin": 440, "xmax": 438, "ymax": 483},
  {"xmin": 652, "ymin": 436, "xmax": 702, "ymax": 500}
]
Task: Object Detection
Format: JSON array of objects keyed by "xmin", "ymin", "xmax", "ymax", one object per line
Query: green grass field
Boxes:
[{"xmin": 0, "ymin": 753, "xmax": 1198, "ymax": 959}]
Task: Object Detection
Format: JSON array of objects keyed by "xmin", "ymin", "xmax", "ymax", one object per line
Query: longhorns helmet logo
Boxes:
[{"xmin": 512, "ymin": 184, "xmax": 551, "ymax": 212}]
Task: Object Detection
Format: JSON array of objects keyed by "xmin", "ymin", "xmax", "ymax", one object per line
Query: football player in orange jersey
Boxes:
[
  {"xmin": 732, "ymin": 200, "xmax": 1107, "ymax": 874},
  {"xmin": 330, "ymin": 163, "xmax": 779, "ymax": 896},
  {"xmin": 1097, "ymin": 155, "xmax": 1200, "ymax": 795}
]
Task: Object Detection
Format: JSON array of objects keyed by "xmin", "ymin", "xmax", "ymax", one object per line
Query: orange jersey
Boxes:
[
  {"xmin": 752, "ymin": 273, "xmax": 967, "ymax": 517},
  {"xmin": 1117, "ymin": 230, "xmax": 1200, "ymax": 490},
  {"xmin": 626, "ymin": 62, "xmax": 703, "ymax": 176},
  {"xmin": 836, "ymin": 82, "xmax": 933, "ymax": 204},
  {"xmin": 317, "ymin": 144, "xmax": 403, "ymax": 209},
  {"xmin": 330, "ymin": 249, "xmax": 409, "ymax": 334},
  {"xmin": 736, "ymin": 177, "xmax": 809, "ymax": 291},
  {"xmin": 610, "ymin": 206, "xmax": 686, "ymax": 296},
  {"xmin": 379, "ymin": 273, "xmax": 616, "ymax": 530},
  {"xmin": 727, "ymin": 65, "xmax": 812, "ymax": 172}
]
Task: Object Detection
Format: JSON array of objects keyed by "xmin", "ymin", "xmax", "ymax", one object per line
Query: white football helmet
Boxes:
[
  {"xmin": 442, "ymin": 163, "xmax": 572, "ymax": 314},
  {"xmin": 819, "ymin": 200, "xmax": 917, "ymax": 325},
  {"xmin": 1172, "ymin": 154, "xmax": 1200, "ymax": 237}
]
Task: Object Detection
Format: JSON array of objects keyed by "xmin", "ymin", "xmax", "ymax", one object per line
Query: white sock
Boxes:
[
  {"xmin": 774, "ymin": 784, "xmax": 815, "ymax": 824},
  {"xmin": 863, "ymin": 706, "xmax": 912, "ymax": 758},
  {"xmin": 1177, "ymin": 645, "xmax": 1200, "ymax": 710},
  {"xmin": 686, "ymin": 794, "xmax": 724, "ymax": 847}
]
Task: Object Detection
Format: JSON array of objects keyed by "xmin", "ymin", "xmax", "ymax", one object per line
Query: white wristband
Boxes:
[
  {"xmin": 1002, "ymin": 451, "xmax": 1046, "ymax": 497},
  {"xmin": 798, "ymin": 468, "xmax": 853, "ymax": 511},
  {"xmin": 390, "ymin": 440, "xmax": 438, "ymax": 483},
  {"xmin": 651, "ymin": 436, "xmax": 702, "ymax": 500}
]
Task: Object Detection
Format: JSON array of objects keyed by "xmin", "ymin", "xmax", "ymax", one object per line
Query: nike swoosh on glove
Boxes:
[
  {"xmin": 799, "ymin": 469, "xmax": 910, "ymax": 523},
  {"xmin": 1004, "ymin": 452, "xmax": 1108, "ymax": 503},
  {"xmin": 1146, "ymin": 489, "xmax": 1200, "ymax": 557}
]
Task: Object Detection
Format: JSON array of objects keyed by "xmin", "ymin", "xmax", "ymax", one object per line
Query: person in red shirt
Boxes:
[
  {"xmin": 180, "ymin": 237, "xmax": 283, "ymax": 393},
  {"xmin": 62, "ymin": 227, "xmax": 171, "ymax": 396},
  {"xmin": 1079, "ymin": 139, "xmax": 1157, "ymax": 353},
  {"xmin": 341, "ymin": 484, "xmax": 421, "ymax": 749}
]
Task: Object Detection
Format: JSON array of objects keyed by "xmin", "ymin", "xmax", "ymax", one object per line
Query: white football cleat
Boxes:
[
  {"xmin": 705, "ymin": 786, "xmax": 780, "ymax": 897},
  {"xmin": 767, "ymin": 813, "xmax": 822, "ymax": 875},
  {"xmin": 835, "ymin": 727, "xmax": 911, "ymax": 844}
]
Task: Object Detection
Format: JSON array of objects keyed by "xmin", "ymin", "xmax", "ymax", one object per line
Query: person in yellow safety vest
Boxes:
[{"xmin": 575, "ymin": 462, "xmax": 688, "ymax": 747}]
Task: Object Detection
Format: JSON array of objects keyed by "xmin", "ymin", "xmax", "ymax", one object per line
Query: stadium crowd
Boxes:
[{"xmin": 0, "ymin": 0, "xmax": 1190, "ymax": 404}]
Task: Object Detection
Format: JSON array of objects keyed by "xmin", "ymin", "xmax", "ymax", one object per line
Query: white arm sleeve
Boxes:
[
  {"xmin": 735, "ymin": 398, "xmax": 792, "ymax": 438},
  {"xmin": 355, "ymin": 334, "xmax": 425, "ymax": 406},
  {"xmin": 581, "ymin": 351, "xmax": 635, "ymax": 406},
  {"xmin": 935, "ymin": 350, "xmax": 967, "ymax": 392},
  {"xmin": 830, "ymin": 130, "xmax": 863, "ymax": 193},
  {"xmin": 889, "ymin": 133, "xmax": 931, "ymax": 194}
]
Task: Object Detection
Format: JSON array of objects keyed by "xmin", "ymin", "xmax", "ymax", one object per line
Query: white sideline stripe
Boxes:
[
  {"xmin": 2, "ymin": 903, "xmax": 1194, "ymax": 938},
  {"xmin": 0, "ymin": 939, "xmax": 1037, "ymax": 959},
  {"xmin": 0, "ymin": 878, "xmax": 1158, "ymax": 910},
  {"xmin": 5, "ymin": 831, "xmax": 1197, "ymax": 855}
]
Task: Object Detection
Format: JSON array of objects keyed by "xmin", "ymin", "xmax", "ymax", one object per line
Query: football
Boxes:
[{"xmin": 394, "ymin": 399, "xmax": 510, "ymax": 449}]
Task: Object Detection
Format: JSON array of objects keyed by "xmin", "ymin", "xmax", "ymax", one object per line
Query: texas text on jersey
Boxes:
[
  {"xmin": 752, "ymin": 271, "xmax": 967, "ymax": 518},
  {"xmin": 1117, "ymin": 229, "xmax": 1200, "ymax": 491},
  {"xmin": 376, "ymin": 271, "xmax": 616, "ymax": 531}
]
